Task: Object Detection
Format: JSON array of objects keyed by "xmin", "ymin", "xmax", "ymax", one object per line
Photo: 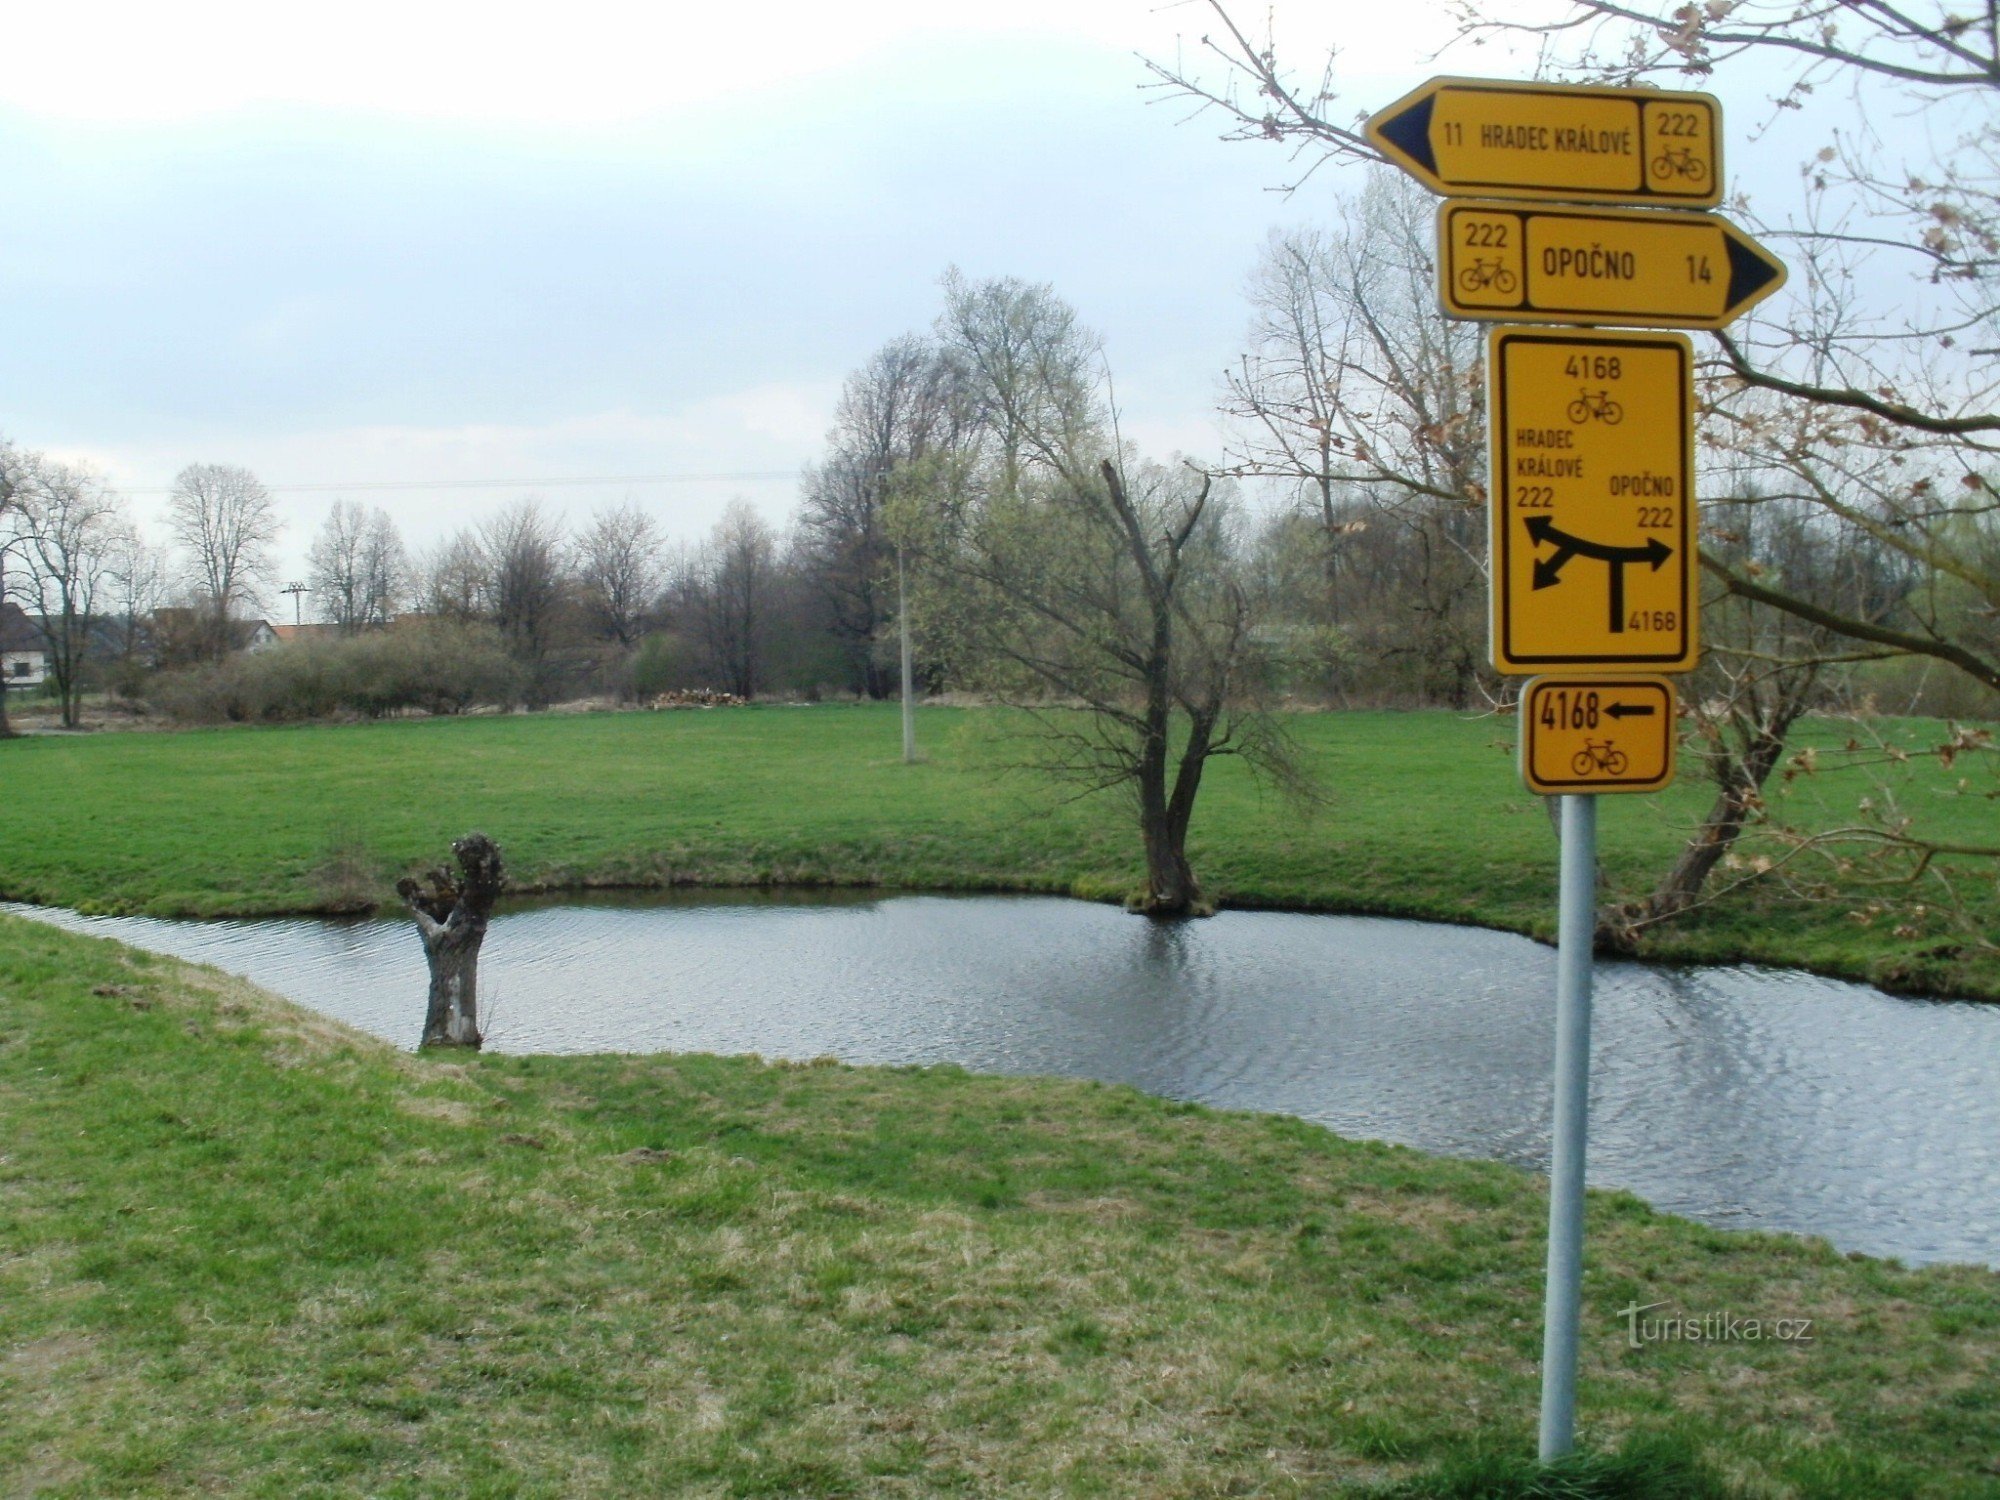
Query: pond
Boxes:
[{"xmin": 10, "ymin": 890, "xmax": 1998, "ymax": 1269}]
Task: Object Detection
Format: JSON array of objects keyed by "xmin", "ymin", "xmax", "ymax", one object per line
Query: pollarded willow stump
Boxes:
[{"xmin": 397, "ymin": 832, "xmax": 505, "ymax": 1050}]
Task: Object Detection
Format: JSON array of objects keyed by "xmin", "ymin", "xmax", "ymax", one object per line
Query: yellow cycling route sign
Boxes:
[
  {"xmin": 1437, "ymin": 200, "xmax": 1785, "ymax": 330},
  {"xmin": 1365, "ymin": 76, "xmax": 1722, "ymax": 208},
  {"xmin": 1488, "ymin": 326, "xmax": 1698, "ymax": 674},
  {"xmin": 1520, "ymin": 676, "xmax": 1678, "ymax": 795}
]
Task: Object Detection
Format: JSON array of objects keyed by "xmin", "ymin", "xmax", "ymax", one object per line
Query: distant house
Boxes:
[
  {"xmin": 146, "ymin": 608, "xmax": 282, "ymax": 665},
  {"xmin": 0, "ymin": 602, "xmax": 47, "ymax": 689}
]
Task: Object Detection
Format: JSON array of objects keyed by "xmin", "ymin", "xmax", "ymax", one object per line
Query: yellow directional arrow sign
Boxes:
[
  {"xmin": 1438, "ymin": 200, "xmax": 1785, "ymax": 330},
  {"xmin": 1488, "ymin": 327, "xmax": 1698, "ymax": 674},
  {"xmin": 1366, "ymin": 76, "xmax": 1722, "ymax": 208},
  {"xmin": 1520, "ymin": 676, "xmax": 1677, "ymax": 794}
]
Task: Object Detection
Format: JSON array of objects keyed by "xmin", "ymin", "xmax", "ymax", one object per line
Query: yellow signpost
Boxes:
[
  {"xmin": 1361, "ymin": 71, "xmax": 1777, "ymax": 1468},
  {"xmin": 1438, "ymin": 200, "xmax": 1786, "ymax": 329},
  {"xmin": 1365, "ymin": 76, "xmax": 1721, "ymax": 208},
  {"xmin": 1488, "ymin": 326, "xmax": 1697, "ymax": 674},
  {"xmin": 1520, "ymin": 676, "xmax": 1677, "ymax": 794}
]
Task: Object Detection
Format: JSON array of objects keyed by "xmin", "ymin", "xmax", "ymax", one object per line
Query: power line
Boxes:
[{"xmin": 121, "ymin": 468, "xmax": 799, "ymax": 496}]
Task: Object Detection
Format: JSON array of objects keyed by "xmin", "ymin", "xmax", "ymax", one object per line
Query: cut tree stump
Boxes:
[{"xmin": 397, "ymin": 832, "xmax": 505, "ymax": 1050}]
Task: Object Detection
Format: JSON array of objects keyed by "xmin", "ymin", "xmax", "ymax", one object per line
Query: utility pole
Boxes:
[{"xmin": 281, "ymin": 581, "xmax": 309, "ymax": 627}]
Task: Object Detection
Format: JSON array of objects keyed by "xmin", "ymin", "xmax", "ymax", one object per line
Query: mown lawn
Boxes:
[
  {"xmin": 0, "ymin": 704, "xmax": 1994, "ymax": 996},
  {"xmin": 2, "ymin": 915, "xmax": 1996, "ymax": 1497}
]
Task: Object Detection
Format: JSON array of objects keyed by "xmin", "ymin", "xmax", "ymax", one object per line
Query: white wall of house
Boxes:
[{"xmin": 1, "ymin": 651, "xmax": 46, "ymax": 687}]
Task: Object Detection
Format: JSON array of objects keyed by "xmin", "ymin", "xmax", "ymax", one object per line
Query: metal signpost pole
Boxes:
[{"xmin": 1539, "ymin": 790, "xmax": 1597, "ymax": 1461}]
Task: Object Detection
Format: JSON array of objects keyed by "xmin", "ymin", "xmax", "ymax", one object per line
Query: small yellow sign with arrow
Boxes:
[
  {"xmin": 1438, "ymin": 200, "xmax": 1786, "ymax": 330},
  {"xmin": 1520, "ymin": 676, "xmax": 1677, "ymax": 794},
  {"xmin": 1366, "ymin": 76, "xmax": 1721, "ymax": 208}
]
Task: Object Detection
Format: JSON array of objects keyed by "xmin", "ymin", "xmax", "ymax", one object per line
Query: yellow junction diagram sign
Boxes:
[
  {"xmin": 1520, "ymin": 676, "xmax": 1677, "ymax": 795},
  {"xmin": 1437, "ymin": 200, "xmax": 1786, "ymax": 330},
  {"xmin": 1488, "ymin": 327, "xmax": 1698, "ymax": 674},
  {"xmin": 1366, "ymin": 76, "xmax": 1721, "ymax": 208}
]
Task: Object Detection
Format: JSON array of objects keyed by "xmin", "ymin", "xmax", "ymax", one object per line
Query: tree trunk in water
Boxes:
[
  {"xmin": 1138, "ymin": 793, "xmax": 1202, "ymax": 916},
  {"xmin": 397, "ymin": 833, "xmax": 505, "ymax": 1050},
  {"xmin": 1135, "ymin": 713, "xmax": 1214, "ymax": 918}
]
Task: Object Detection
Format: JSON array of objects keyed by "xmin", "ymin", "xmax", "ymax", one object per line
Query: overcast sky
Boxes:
[{"xmin": 3, "ymin": 1, "xmax": 1819, "ymax": 599}]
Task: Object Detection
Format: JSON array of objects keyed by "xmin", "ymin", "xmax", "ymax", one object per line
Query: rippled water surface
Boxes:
[{"xmin": 12, "ymin": 891, "xmax": 1998, "ymax": 1267}]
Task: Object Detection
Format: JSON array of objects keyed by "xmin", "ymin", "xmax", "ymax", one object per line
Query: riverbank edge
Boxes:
[{"xmin": 9, "ymin": 863, "xmax": 1991, "ymax": 1008}]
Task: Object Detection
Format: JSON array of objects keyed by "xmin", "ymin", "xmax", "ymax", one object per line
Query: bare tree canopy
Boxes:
[
  {"xmin": 797, "ymin": 335, "xmax": 971, "ymax": 697},
  {"xmin": 168, "ymin": 462, "xmax": 279, "ymax": 646},
  {"xmin": 418, "ymin": 528, "xmax": 490, "ymax": 624},
  {"xmin": 677, "ymin": 501, "xmax": 778, "ymax": 700},
  {"xmin": 575, "ymin": 503, "xmax": 665, "ymax": 647},
  {"xmin": 478, "ymin": 499, "xmax": 570, "ymax": 699},
  {"xmin": 308, "ymin": 499, "xmax": 408, "ymax": 633},
  {"xmin": 922, "ymin": 272, "xmax": 1304, "ymax": 915},
  {"xmin": 1225, "ymin": 174, "xmax": 1489, "ymax": 705},
  {"xmin": 5, "ymin": 452, "xmax": 126, "ymax": 727}
]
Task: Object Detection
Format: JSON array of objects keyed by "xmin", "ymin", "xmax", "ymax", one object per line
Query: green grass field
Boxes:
[
  {"xmin": 1, "ymin": 704, "xmax": 1994, "ymax": 997},
  {"xmin": 3, "ymin": 914, "xmax": 1996, "ymax": 1497}
]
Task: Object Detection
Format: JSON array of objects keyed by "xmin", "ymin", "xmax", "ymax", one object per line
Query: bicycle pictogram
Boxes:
[
  {"xmin": 1650, "ymin": 146, "xmax": 1706, "ymax": 184},
  {"xmin": 1458, "ymin": 257, "xmax": 1517, "ymax": 295},
  {"xmin": 1571, "ymin": 739, "xmax": 1630, "ymax": 777},
  {"xmin": 1566, "ymin": 387, "xmax": 1624, "ymax": 425}
]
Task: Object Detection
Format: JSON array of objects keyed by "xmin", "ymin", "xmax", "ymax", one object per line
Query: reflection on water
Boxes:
[{"xmin": 10, "ymin": 890, "xmax": 1998, "ymax": 1268}]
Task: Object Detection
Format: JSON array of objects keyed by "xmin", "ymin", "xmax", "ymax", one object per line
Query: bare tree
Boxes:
[
  {"xmin": 103, "ymin": 521, "xmax": 168, "ymax": 664},
  {"xmin": 928, "ymin": 273, "xmax": 1302, "ymax": 915},
  {"xmin": 1225, "ymin": 174, "xmax": 1489, "ymax": 704},
  {"xmin": 479, "ymin": 500, "xmax": 570, "ymax": 700},
  {"xmin": 309, "ymin": 500, "xmax": 407, "ymax": 632},
  {"xmin": 418, "ymin": 529, "xmax": 489, "ymax": 623},
  {"xmin": 681, "ymin": 501, "xmax": 776, "ymax": 699},
  {"xmin": 9, "ymin": 456, "xmax": 125, "ymax": 727},
  {"xmin": 575, "ymin": 502, "xmax": 665, "ymax": 647},
  {"xmin": 798, "ymin": 335, "xmax": 971, "ymax": 697},
  {"xmin": 168, "ymin": 462, "xmax": 279, "ymax": 651}
]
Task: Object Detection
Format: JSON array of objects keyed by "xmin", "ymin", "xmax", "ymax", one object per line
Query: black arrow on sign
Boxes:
[
  {"xmin": 1524, "ymin": 515, "xmax": 1673, "ymax": 634},
  {"xmin": 1605, "ymin": 702, "xmax": 1656, "ymax": 719}
]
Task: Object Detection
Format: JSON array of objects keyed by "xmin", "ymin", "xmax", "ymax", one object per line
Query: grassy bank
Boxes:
[
  {"xmin": 2, "ymin": 914, "xmax": 1995, "ymax": 1496},
  {"xmin": 0, "ymin": 704, "xmax": 1994, "ymax": 996}
]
